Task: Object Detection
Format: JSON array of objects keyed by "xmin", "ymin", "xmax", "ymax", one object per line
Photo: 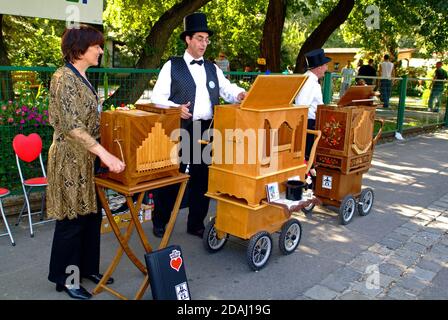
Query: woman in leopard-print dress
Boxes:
[{"xmin": 47, "ymin": 25, "xmax": 125, "ymax": 300}]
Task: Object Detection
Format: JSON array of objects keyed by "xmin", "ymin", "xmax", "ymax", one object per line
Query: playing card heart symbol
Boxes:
[
  {"xmin": 13, "ymin": 133, "xmax": 42, "ymax": 162},
  {"xmin": 170, "ymin": 257, "xmax": 182, "ymax": 272}
]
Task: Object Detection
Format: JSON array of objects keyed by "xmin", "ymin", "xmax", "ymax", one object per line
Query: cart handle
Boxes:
[
  {"xmin": 372, "ymin": 118, "xmax": 384, "ymax": 147},
  {"xmin": 306, "ymin": 129, "xmax": 322, "ymax": 174}
]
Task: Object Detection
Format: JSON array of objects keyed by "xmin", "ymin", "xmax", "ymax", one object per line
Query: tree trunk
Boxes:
[
  {"xmin": 293, "ymin": 0, "xmax": 355, "ymax": 74},
  {"xmin": 104, "ymin": 0, "xmax": 212, "ymax": 107},
  {"xmin": 259, "ymin": 0, "xmax": 287, "ymax": 73},
  {"xmin": 0, "ymin": 14, "xmax": 14, "ymax": 101}
]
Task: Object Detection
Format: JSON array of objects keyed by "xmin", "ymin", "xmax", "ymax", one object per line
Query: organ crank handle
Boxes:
[
  {"xmin": 306, "ymin": 129, "xmax": 321, "ymax": 174},
  {"xmin": 198, "ymin": 117, "xmax": 214, "ymax": 145}
]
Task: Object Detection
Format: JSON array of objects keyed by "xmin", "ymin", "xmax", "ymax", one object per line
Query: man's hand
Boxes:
[
  {"xmin": 179, "ymin": 102, "xmax": 192, "ymax": 119},
  {"xmin": 237, "ymin": 91, "xmax": 247, "ymax": 102}
]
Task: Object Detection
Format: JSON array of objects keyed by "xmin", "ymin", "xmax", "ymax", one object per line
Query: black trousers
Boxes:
[
  {"xmin": 48, "ymin": 211, "xmax": 102, "ymax": 285},
  {"xmin": 305, "ymin": 118, "xmax": 316, "ymax": 161},
  {"xmin": 152, "ymin": 120, "xmax": 211, "ymax": 232}
]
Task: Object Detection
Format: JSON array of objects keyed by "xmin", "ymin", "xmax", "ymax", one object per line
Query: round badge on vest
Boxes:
[{"xmin": 209, "ymin": 81, "xmax": 216, "ymax": 89}]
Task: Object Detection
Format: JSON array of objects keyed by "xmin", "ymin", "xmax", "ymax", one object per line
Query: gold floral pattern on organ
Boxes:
[{"xmin": 322, "ymin": 115, "xmax": 344, "ymax": 147}]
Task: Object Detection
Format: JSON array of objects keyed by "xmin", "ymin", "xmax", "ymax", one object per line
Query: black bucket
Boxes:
[{"xmin": 285, "ymin": 180, "xmax": 306, "ymax": 201}]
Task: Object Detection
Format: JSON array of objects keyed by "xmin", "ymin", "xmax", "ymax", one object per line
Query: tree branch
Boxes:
[{"xmin": 294, "ymin": 0, "xmax": 355, "ymax": 73}]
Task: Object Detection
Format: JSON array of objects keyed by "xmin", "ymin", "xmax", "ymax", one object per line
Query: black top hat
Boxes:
[
  {"xmin": 180, "ymin": 12, "xmax": 214, "ymax": 41},
  {"xmin": 305, "ymin": 48, "xmax": 331, "ymax": 69}
]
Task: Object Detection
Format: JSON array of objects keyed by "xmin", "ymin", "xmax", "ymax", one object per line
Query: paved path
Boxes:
[
  {"xmin": 0, "ymin": 128, "xmax": 447, "ymax": 300},
  {"xmin": 301, "ymin": 194, "xmax": 448, "ymax": 300}
]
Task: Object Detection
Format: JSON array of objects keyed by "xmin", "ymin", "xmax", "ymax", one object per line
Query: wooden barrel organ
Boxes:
[
  {"xmin": 313, "ymin": 85, "xmax": 383, "ymax": 219},
  {"xmin": 99, "ymin": 104, "xmax": 181, "ymax": 186}
]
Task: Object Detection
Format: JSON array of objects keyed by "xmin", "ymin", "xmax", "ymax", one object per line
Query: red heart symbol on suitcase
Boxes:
[
  {"xmin": 13, "ymin": 133, "xmax": 42, "ymax": 162},
  {"xmin": 170, "ymin": 257, "xmax": 182, "ymax": 272}
]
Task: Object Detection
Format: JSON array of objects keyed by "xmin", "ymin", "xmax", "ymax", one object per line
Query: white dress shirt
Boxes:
[
  {"xmin": 294, "ymin": 70, "xmax": 323, "ymax": 120},
  {"xmin": 151, "ymin": 51, "xmax": 245, "ymax": 121}
]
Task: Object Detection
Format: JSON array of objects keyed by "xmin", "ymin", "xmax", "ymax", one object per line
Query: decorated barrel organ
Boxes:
[
  {"xmin": 315, "ymin": 104, "xmax": 376, "ymax": 174},
  {"xmin": 99, "ymin": 104, "xmax": 181, "ymax": 186},
  {"xmin": 314, "ymin": 85, "xmax": 383, "ymax": 207}
]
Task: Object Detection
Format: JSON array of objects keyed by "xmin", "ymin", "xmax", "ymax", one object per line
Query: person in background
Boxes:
[
  {"xmin": 150, "ymin": 12, "xmax": 247, "ymax": 239},
  {"xmin": 339, "ymin": 60, "xmax": 355, "ymax": 97},
  {"xmin": 428, "ymin": 61, "xmax": 448, "ymax": 113},
  {"xmin": 357, "ymin": 59, "xmax": 363, "ymax": 72},
  {"xmin": 215, "ymin": 51, "xmax": 230, "ymax": 73},
  {"xmin": 378, "ymin": 54, "xmax": 395, "ymax": 108},
  {"xmin": 47, "ymin": 25, "xmax": 125, "ymax": 300},
  {"xmin": 358, "ymin": 58, "xmax": 376, "ymax": 85}
]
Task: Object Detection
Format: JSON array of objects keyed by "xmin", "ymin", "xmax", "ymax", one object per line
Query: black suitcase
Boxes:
[{"xmin": 144, "ymin": 245, "xmax": 191, "ymax": 300}]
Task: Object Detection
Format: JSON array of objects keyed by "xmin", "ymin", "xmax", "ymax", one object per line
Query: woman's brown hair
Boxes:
[{"xmin": 61, "ymin": 24, "xmax": 104, "ymax": 63}]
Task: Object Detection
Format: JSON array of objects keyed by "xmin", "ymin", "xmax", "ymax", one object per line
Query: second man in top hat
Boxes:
[
  {"xmin": 294, "ymin": 48, "xmax": 331, "ymax": 160},
  {"xmin": 150, "ymin": 12, "xmax": 247, "ymax": 238}
]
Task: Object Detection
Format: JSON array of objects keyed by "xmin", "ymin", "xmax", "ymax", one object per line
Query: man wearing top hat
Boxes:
[
  {"xmin": 294, "ymin": 48, "xmax": 331, "ymax": 161},
  {"xmin": 150, "ymin": 12, "xmax": 247, "ymax": 239}
]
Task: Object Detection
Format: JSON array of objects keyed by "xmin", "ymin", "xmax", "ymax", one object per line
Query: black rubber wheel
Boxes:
[
  {"xmin": 203, "ymin": 217, "xmax": 228, "ymax": 253},
  {"xmin": 301, "ymin": 203, "xmax": 315, "ymax": 216},
  {"xmin": 278, "ymin": 219, "xmax": 302, "ymax": 255},
  {"xmin": 246, "ymin": 231, "xmax": 273, "ymax": 271},
  {"xmin": 357, "ymin": 188, "xmax": 374, "ymax": 216},
  {"xmin": 338, "ymin": 195, "xmax": 356, "ymax": 225}
]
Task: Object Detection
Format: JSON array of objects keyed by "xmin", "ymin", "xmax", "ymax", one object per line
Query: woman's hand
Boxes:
[
  {"xmin": 100, "ymin": 151, "xmax": 126, "ymax": 173},
  {"xmin": 89, "ymin": 144, "xmax": 126, "ymax": 173}
]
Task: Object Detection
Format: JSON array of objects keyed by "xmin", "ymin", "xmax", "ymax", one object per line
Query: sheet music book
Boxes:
[
  {"xmin": 337, "ymin": 85, "xmax": 375, "ymax": 107},
  {"xmin": 266, "ymin": 182, "xmax": 280, "ymax": 202},
  {"xmin": 351, "ymin": 98, "xmax": 375, "ymax": 103}
]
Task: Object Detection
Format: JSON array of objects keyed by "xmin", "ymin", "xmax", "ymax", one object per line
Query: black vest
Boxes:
[{"xmin": 169, "ymin": 57, "xmax": 220, "ymax": 128}]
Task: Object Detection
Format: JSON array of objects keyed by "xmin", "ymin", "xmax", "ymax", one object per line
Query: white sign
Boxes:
[
  {"xmin": 0, "ymin": 0, "xmax": 103, "ymax": 25},
  {"xmin": 175, "ymin": 282, "xmax": 190, "ymax": 300},
  {"xmin": 322, "ymin": 175, "xmax": 333, "ymax": 189}
]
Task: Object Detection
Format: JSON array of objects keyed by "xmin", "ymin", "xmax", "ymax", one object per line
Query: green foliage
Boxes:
[
  {"xmin": 103, "ymin": 0, "xmax": 270, "ymax": 70},
  {"xmin": 3, "ymin": 16, "xmax": 65, "ymax": 66},
  {"xmin": 104, "ymin": 0, "xmax": 180, "ymax": 67},
  {"xmin": 342, "ymin": 0, "xmax": 448, "ymax": 58},
  {"xmin": 202, "ymin": 0, "xmax": 269, "ymax": 70}
]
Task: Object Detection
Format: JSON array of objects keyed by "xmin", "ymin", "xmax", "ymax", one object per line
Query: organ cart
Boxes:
[
  {"xmin": 304, "ymin": 85, "xmax": 384, "ymax": 225},
  {"xmin": 203, "ymin": 75, "xmax": 321, "ymax": 270}
]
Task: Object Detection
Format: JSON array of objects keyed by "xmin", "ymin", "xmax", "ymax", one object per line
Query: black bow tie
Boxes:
[{"xmin": 190, "ymin": 59, "xmax": 204, "ymax": 66}]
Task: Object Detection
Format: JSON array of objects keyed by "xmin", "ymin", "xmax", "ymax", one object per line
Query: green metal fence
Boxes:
[
  {"xmin": 0, "ymin": 66, "xmax": 261, "ymax": 194},
  {"xmin": 0, "ymin": 66, "xmax": 261, "ymax": 103},
  {"xmin": 1, "ymin": 66, "xmax": 447, "ymax": 194},
  {"xmin": 323, "ymin": 72, "xmax": 448, "ymax": 135}
]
